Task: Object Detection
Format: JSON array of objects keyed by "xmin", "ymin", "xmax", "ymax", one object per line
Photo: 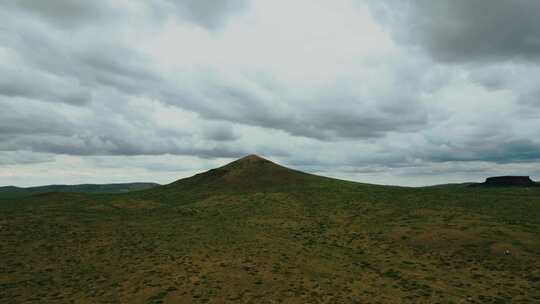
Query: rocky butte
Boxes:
[{"xmin": 473, "ymin": 176, "xmax": 538, "ymax": 187}]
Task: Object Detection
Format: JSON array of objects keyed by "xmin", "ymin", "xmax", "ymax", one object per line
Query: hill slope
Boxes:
[
  {"xmin": 171, "ymin": 154, "xmax": 315, "ymax": 188},
  {"xmin": 142, "ymin": 154, "xmax": 343, "ymax": 203},
  {"xmin": 1, "ymin": 155, "xmax": 539, "ymax": 303}
]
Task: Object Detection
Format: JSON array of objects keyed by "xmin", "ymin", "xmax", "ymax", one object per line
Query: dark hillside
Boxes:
[
  {"xmin": 143, "ymin": 154, "xmax": 340, "ymax": 203},
  {"xmin": 170, "ymin": 154, "xmax": 323, "ymax": 189}
]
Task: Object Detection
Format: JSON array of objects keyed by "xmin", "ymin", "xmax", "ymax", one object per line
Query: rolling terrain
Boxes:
[
  {"xmin": 1, "ymin": 155, "xmax": 539, "ymax": 303},
  {"xmin": 0, "ymin": 183, "xmax": 159, "ymax": 199}
]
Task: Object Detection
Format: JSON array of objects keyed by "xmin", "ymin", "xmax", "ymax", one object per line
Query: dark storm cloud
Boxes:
[{"xmin": 371, "ymin": 0, "xmax": 540, "ymax": 63}]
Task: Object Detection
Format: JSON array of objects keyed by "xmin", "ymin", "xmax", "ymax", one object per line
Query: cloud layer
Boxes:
[
  {"xmin": 372, "ymin": 0, "xmax": 540, "ymax": 63},
  {"xmin": 1, "ymin": 0, "xmax": 539, "ymax": 186}
]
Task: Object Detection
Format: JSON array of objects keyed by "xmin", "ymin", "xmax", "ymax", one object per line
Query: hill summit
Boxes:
[{"xmin": 157, "ymin": 154, "xmax": 321, "ymax": 196}]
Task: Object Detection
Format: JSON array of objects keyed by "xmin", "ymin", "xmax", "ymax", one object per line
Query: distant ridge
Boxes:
[{"xmin": 0, "ymin": 182, "xmax": 159, "ymax": 198}]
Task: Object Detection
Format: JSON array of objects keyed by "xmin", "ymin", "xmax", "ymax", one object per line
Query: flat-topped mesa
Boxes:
[{"xmin": 482, "ymin": 176, "xmax": 535, "ymax": 187}]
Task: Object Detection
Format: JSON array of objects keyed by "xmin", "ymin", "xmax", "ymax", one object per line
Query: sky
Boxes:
[{"xmin": 1, "ymin": 0, "xmax": 540, "ymax": 187}]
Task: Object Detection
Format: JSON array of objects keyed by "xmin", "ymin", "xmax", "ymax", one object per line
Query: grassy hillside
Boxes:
[
  {"xmin": 0, "ymin": 182, "xmax": 159, "ymax": 198},
  {"xmin": 1, "ymin": 155, "xmax": 539, "ymax": 303}
]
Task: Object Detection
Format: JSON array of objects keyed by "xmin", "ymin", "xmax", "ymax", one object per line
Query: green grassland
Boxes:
[{"xmin": 1, "ymin": 155, "xmax": 539, "ymax": 303}]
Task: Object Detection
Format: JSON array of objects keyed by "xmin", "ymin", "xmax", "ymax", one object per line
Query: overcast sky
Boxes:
[{"xmin": 1, "ymin": 0, "xmax": 540, "ymax": 187}]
